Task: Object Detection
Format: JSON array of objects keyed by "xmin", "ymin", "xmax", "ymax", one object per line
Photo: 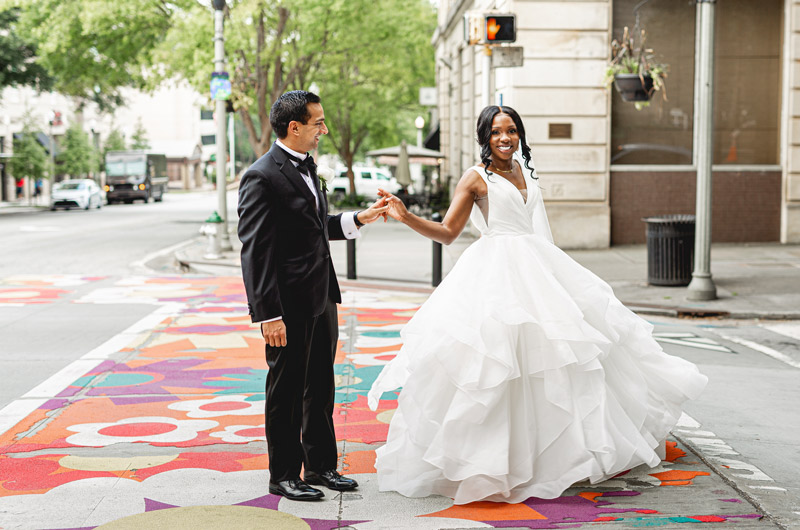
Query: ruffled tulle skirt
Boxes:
[{"xmin": 367, "ymin": 233, "xmax": 707, "ymax": 505}]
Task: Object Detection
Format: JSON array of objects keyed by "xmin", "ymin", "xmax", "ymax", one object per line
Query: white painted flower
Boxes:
[
  {"xmin": 66, "ymin": 416, "xmax": 218, "ymax": 447},
  {"xmin": 209, "ymin": 424, "xmax": 265, "ymax": 443},
  {"xmin": 168, "ymin": 395, "xmax": 262, "ymax": 418}
]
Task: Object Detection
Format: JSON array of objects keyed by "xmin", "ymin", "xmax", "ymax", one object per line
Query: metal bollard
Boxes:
[
  {"xmin": 346, "ymin": 238, "xmax": 357, "ymax": 279},
  {"xmin": 431, "ymin": 212, "xmax": 442, "ymax": 287},
  {"xmin": 200, "ymin": 211, "xmax": 223, "ymax": 260}
]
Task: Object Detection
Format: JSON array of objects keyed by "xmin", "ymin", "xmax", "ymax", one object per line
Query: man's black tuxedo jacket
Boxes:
[{"xmin": 238, "ymin": 143, "xmax": 345, "ymax": 322}]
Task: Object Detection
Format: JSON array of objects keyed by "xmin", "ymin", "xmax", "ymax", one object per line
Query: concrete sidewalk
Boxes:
[
  {"xmin": 177, "ymin": 219, "xmax": 800, "ymax": 320},
  {"xmin": 0, "ymin": 275, "xmax": 772, "ymax": 529}
]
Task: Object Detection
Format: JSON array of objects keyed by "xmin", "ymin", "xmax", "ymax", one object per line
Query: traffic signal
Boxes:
[{"xmin": 485, "ymin": 14, "xmax": 516, "ymax": 43}]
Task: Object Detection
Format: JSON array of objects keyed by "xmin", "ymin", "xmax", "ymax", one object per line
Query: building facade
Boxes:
[{"xmin": 434, "ymin": 0, "xmax": 795, "ymax": 248}]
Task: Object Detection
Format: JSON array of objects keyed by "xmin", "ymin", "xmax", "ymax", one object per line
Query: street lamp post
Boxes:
[
  {"xmin": 212, "ymin": 0, "xmax": 232, "ymax": 251},
  {"xmin": 415, "ymin": 116, "xmax": 425, "ymax": 148},
  {"xmin": 687, "ymin": 0, "xmax": 717, "ymax": 301}
]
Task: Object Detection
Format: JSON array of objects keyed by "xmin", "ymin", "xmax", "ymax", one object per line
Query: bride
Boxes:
[{"xmin": 366, "ymin": 105, "xmax": 708, "ymax": 505}]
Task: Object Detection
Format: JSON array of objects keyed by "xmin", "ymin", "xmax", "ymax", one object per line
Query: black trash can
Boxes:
[{"xmin": 642, "ymin": 215, "xmax": 696, "ymax": 286}]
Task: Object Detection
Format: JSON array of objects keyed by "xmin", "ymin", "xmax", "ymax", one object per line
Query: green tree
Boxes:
[
  {"xmin": 57, "ymin": 123, "xmax": 95, "ymax": 178},
  {"xmin": 129, "ymin": 120, "xmax": 150, "ymax": 150},
  {"xmin": 8, "ymin": 0, "xmax": 190, "ymax": 110},
  {"xmin": 0, "ymin": 8, "xmax": 52, "ymax": 91},
  {"xmin": 8, "ymin": 119, "xmax": 48, "ymax": 203},
  {"xmin": 317, "ymin": 0, "xmax": 436, "ymax": 196},
  {"xmin": 156, "ymin": 0, "xmax": 333, "ymax": 156},
  {"xmin": 100, "ymin": 128, "xmax": 126, "ymax": 171}
]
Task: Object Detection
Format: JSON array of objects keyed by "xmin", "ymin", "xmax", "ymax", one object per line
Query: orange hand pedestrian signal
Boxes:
[
  {"xmin": 486, "ymin": 18, "xmax": 500, "ymax": 40},
  {"xmin": 484, "ymin": 14, "xmax": 516, "ymax": 43}
]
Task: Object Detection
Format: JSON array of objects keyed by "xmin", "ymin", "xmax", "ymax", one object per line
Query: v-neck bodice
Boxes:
[{"xmin": 469, "ymin": 165, "xmax": 539, "ymax": 237}]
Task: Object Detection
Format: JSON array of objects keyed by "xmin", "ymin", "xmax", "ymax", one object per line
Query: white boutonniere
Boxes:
[{"xmin": 317, "ymin": 165, "xmax": 334, "ymax": 194}]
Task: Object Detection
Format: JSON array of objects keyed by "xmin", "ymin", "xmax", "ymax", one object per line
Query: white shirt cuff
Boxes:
[
  {"xmin": 255, "ymin": 316, "xmax": 282, "ymax": 325},
  {"xmin": 341, "ymin": 211, "xmax": 361, "ymax": 239}
]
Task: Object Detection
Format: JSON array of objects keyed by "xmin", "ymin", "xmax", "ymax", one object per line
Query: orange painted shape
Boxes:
[
  {"xmin": 650, "ymin": 469, "xmax": 709, "ymax": 486},
  {"xmin": 578, "ymin": 491, "xmax": 603, "ymax": 503},
  {"xmin": 664, "ymin": 440, "xmax": 686, "ymax": 462},
  {"xmin": 341, "ymin": 450, "xmax": 376, "ymax": 474},
  {"xmin": 422, "ymin": 501, "xmax": 546, "ymax": 521}
]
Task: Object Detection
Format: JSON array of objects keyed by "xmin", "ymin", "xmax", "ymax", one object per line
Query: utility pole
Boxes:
[
  {"xmin": 212, "ymin": 0, "xmax": 232, "ymax": 251},
  {"xmin": 687, "ymin": 0, "xmax": 717, "ymax": 301}
]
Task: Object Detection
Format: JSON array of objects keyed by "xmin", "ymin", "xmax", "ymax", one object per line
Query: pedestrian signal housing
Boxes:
[{"xmin": 485, "ymin": 14, "xmax": 516, "ymax": 43}]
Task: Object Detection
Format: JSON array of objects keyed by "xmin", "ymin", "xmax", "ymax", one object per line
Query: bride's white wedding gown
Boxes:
[{"xmin": 367, "ymin": 164, "xmax": 708, "ymax": 505}]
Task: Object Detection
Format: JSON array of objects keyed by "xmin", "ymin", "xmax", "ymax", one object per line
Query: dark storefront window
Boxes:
[{"xmin": 610, "ymin": 0, "xmax": 782, "ymax": 166}]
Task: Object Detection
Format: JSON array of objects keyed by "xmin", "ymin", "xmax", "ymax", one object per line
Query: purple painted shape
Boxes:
[
  {"xmin": 727, "ymin": 514, "xmax": 763, "ymax": 519},
  {"xmin": 499, "ymin": 492, "xmax": 650, "ymax": 529},
  {"xmin": 144, "ymin": 497, "xmax": 177, "ymax": 512},
  {"xmin": 144, "ymin": 498, "xmax": 178, "ymax": 512},
  {"xmin": 57, "ymin": 360, "xmax": 116, "ymax": 397},
  {"xmin": 77, "ymin": 359, "xmax": 253, "ymax": 396},
  {"xmin": 109, "ymin": 395, "xmax": 177, "ymax": 406},
  {"xmin": 235, "ymin": 494, "xmax": 282, "ymax": 510},
  {"xmin": 720, "ymin": 498, "xmax": 743, "ymax": 503},
  {"xmin": 40, "ymin": 399, "xmax": 69, "ymax": 410},
  {"xmin": 304, "ymin": 518, "xmax": 370, "ymax": 530}
]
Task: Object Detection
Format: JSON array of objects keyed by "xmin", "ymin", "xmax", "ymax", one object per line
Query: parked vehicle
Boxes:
[
  {"xmin": 50, "ymin": 179, "xmax": 104, "ymax": 210},
  {"xmin": 104, "ymin": 151, "xmax": 168, "ymax": 204},
  {"xmin": 329, "ymin": 166, "xmax": 403, "ymax": 200}
]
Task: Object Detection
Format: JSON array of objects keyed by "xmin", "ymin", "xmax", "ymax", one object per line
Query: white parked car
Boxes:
[
  {"xmin": 329, "ymin": 166, "xmax": 403, "ymax": 200},
  {"xmin": 50, "ymin": 179, "xmax": 104, "ymax": 210}
]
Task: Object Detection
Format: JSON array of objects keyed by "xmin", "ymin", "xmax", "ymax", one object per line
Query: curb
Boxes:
[{"xmin": 672, "ymin": 432, "xmax": 788, "ymax": 530}]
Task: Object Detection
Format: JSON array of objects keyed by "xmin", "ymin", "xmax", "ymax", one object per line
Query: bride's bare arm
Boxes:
[{"xmin": 378, "ymin": 169, "xmax": 485, "ymax": 245}]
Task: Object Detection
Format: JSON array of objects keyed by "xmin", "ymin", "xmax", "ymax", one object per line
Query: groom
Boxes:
[{"xmin": 238, "ymin": 90, "xmax": 388, "ymax": 501}]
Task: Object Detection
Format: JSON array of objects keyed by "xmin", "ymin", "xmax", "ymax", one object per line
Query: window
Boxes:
[
  {"xmin": 610, "ymin": 0, "xmax": 781, "ymax": 166},
  {"xmin": 360, "ymin": 171, "xmax": 372, "ymax": 179},
  {"xmin": 201, "ymin": 135, "xmax": 216, "ymax": 146}
]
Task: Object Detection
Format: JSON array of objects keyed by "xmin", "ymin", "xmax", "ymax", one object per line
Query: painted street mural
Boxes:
[{"xmin": 0, "ymin": 276, "xmax": 762, "ymax": 529}]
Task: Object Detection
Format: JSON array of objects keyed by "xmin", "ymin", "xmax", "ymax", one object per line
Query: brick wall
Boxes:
[{"xmin": 610, "ymin": 170, "xmax": 781, "ymax": 245}]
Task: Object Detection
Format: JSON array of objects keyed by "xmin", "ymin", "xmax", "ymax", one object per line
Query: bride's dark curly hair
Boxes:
[{"xmin": 476, "ymin": 105, "xmax": 537, "ymax": 180}]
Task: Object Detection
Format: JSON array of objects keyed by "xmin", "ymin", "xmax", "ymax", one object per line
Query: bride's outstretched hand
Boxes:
[{"xmin": 377, "ymin": 189, "xmax": 409, "ymax": 222}]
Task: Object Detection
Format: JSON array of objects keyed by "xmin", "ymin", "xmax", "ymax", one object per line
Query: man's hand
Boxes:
[
  {"xmin": 356, "ymin": 197, "xmax": 390, "ymax": 225},
  {"xmin": 261, "ymin": 320, "xmax": 287, "ymax": 347}
]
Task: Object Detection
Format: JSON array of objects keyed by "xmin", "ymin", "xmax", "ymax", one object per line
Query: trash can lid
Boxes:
[{"xmin": 641, "ymin": 214, "xmax": 696, "ymax": 223}]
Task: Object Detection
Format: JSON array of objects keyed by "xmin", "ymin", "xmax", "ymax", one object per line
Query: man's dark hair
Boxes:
[{"xmin": 269, "ymin": 90, "xmax": 321, "ymax": 139}]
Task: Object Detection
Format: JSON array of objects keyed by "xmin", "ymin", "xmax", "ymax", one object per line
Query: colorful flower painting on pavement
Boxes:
[{"xmin": 0, "ymin": 276, "xmax": 761, "ymax": 529}]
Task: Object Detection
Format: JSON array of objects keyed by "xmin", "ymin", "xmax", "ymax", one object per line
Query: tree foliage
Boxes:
[
  {"xmin": 8, "ymin": 116, "xmax": 48, "ymax": 185},
  {"xmin": 0, "ymin": 7, "xmax": 53, "ymax": 91},
  {"xmin": 156, "ymin": 0, "xmax": 334, "ymax": 157},
  {"xmin": 316, "ymin": 0, "xmax": 436, "ymax": 194},
  {"xmin": 57, "ymin": 123, "xmax": 95, "ymax": 177},
  {"xmin": 6, "ymin": 0, "xmax": 190, "ymax": 110},
  {"xmin": 129, "ymin": 119, "xmax": 150, "ymax": 150}
]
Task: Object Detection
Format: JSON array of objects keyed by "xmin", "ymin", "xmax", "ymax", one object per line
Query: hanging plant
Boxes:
[{"xmin": 604, "ymin": 26, "xmax": 667, "ymax": 110}]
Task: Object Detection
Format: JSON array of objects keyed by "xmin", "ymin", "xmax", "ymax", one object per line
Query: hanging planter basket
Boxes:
[{"xmin": 613, "ymin": 73, "xmax": 654, "ymax": 102}]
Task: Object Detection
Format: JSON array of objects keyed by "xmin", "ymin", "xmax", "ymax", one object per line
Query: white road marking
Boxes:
[
  {"xmin": 0, "ymin": 302, "xmax": 184, "ymax": 438},
  {"xmin": 677, "ymin": 414, "xmax": 783, "ymax": 491},
  {"xmin": 653, "ymin": 332, "xmax": 733, "ymax": 353},
  {"xmin": 715, "ymin": 333, "xmax": 800, "ymax": 369}
]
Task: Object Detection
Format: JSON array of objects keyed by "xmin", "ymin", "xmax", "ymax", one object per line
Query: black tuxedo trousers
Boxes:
[{"xmin": 265, "ymin": 298, "xmax": 339, "ymax": 482}]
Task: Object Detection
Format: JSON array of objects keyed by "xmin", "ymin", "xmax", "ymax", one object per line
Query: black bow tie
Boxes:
[{"xmin": 288, "ymin": 153, "xmax": 317, "ymax": 177}]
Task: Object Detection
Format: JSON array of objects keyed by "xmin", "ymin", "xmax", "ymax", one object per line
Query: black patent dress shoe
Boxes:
[
  {"xmin": 268, "ymin": 479, "xmax": 324, "ymax": 501},
  {"xmin": 304, "ymin": 470, "xmax": 359, "ymax": 491}
]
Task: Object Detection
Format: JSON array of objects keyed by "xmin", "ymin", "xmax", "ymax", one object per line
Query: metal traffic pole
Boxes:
[
  {"xmin": 212, "ymin": 0, "xmax": 232, "ymax": 251},
  {"xmin": 687, "ymin": 0, "xmax": 717, "ymax": 301}
]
